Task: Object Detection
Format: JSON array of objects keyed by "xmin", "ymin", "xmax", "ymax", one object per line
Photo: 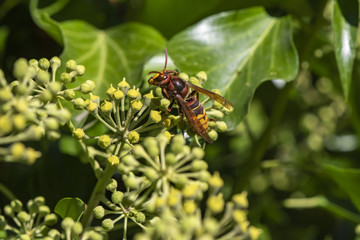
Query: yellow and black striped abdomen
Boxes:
[{"xmin": 187, "ymin": 97, "xmax": 209, "ymax": 130}]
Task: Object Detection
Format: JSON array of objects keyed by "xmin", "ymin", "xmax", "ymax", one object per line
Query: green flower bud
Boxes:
[
  {"xmin": 13, "ymin": 58, "xmax": 28, "ymax": 79},
  {"xmin": 209, "ymin": 121, "xmax": 216, "ymax": 129},
  {"xmin": 28, "ymin": 125, "xmax": 45, "ymax": 140},
  {"xmin": 87, "ymin": 230, "xmax": 103, "ymax": 240},
  {"xmin": 216, "ymin": 121, "xmax": 227, "ymax": 132},
  {"xmin": 63, "ymin": 89, "xmax": 75, "ymax": 100},
  {"xmin": 39, "ymin": 205, "xmax": 50, "ymax": 216},
  {"xmin": 107, "ymin": 155, "xmax": 119, "ymax": 166},
  {"xmin": 196, "ymin": 71, "xmax": 207, "ymax": 82},
  {"xmin": 73, "ymin": 128, "xmax": 85, "ymax": 140},
  {"xmin": 13, "ymin": 114, "xmax": 26, "ymax": 131},
  {"xmin": 0, "ymin": 86, "xmax": 13, "ymax": 101},
  {"xmin": 11, "ymin": 142, "xmax": 25, "ymax": 160},
  {"xmin": 208, "ymin": 171, "xmax": 223, "ymax": 188},
  {"xmin": 144, "ymin": 168, "xmax": 158, "ymax": 181},
  {"xmin": 113, "ymin": 89, "xmax": 124, "ymax": 99},
  {"xmin": 149, "ymin": 110, "xmax": 162, "ymax": 123},
  {"xmin": 48, "ymin": 81, "xmax": 62, "ymax": 95},
  {"xmin": 44, "ymin": 117, "xmax": 59, "ymax": 130},
  {"xmin": 61, "ymin": 217, "xmax": 74, "ymax": 229},
  {"xmin": 39, "ymin": 90, "xmax": 53, "ymax": 103},
  {"xmin": 66, "ymin": 60, "xmax": 77, "ymax": 72},
  {"xmin": 179, "ymin": 72, "xmax": 189, "ymax": 81},
  {"xmin": 0, "ymin": 116, "xmax": 12, "ymax": 135},
  {"xmin": 76, "ymin": 65, "xmax": 85, "ymax": 76},
  {"xmin": 154, "ymin": 87, "xmax": 162, "ymax": 97},
  {"xmin": 60, "ymin": 72, "xmax": 72, "ymax": 84},
  {"xmin": 17, "ymin": 211, "xmax": 30, "ymax": 223},
  {"xmin": 143, "ymin": 91, "xmax": 154, "ymax": 104},
  {"xmin": 123, "ymin": 172, "xmax": 139, "ymax": 189},
  {"xmin": 0, "ymin": 215, "xmax": 6, "ymax": 230},
  {"xmin": 47, "ymin": 130, "xmax": 61, "ymax": 141},
  {"xmin": 131, "ymin": 99, "xmax": 143, "ymax": 111},
  {"xmin": 29, "ymin": 59, "xmax": 38, "ymax": 69},
  {"xmin": 36, "ymin": 69, "xmax": 50, "ymax": 85},
  {"xmin": 106, "ymin": 84, "xmax": 116, "ymax": 96},
  {"xmin": 191, "ymin": 160, "xmax": 208, "ymax": 171},
  {"xmin": 100, "ymin": 100, "xmax": 113, "ymax": 113},
  {"xmin": 128, "ymin": 131, "xmax": 140, "ymax": 144},
  {"xmin": 232, "ymin": 191, "xmax": 248, "ymax": 208},
  {"xmin": 72, "ymin": 98, "xmax": 86, "ymax": 110},
  {"xmin": 50, "ymin": 56, "xmax": 61, "ymax": 69},
  {"xmin": 47, "ymin": 229, "xmax": 61, "ymax": 239},
  {"xmin": 80, "ymin": 80, "xmax": 95, "ymax": 94},
  {"xmin": 183, "ymin": 200, "xmax": 196, "ymax": 215},
  {"xmin": 118, "ymin": 78, "xmax": 130, "ymax": 91},
  {"xmin": 182, "ymin": 182, "xmax": 200, "ymax": 198},
  {"xmin": 44, "ymin": 213, "xmax": 58, "ymax": 226},
  {"xmin": 4, "ymin": 205, "xmax": 14, "ymax": 217},
  {"xmin": 97, "ymin": 135, "xmax": 112, "ymax": 149},
  {"xmin": 93, "ymin": 206, "xmax": 105, "ymax": 219},
  {"xmin": 14, "ymin": 84, "xmax": 27, "ymax": 95},
  {"xmin": 207, "ymin": 110, "xmax": 224, "ymax": 119},
  {"xmin": 127, "ymin": 88, "xmax": 141, "ymax": 99},
  {"xmin": 24, "ymin": 147, "xmax": 41, "ymax": 164},
  {"xmin": 165, "ymin": 153, "xmax": 176, "ymax": 165},
  {"xmin": 208, "ymin": 129, "xmax": 218, "ymax": 142},
  {"xmin": 19, "ymin": 234, "xmax": 31, "ymax": 240},
  {"xmin": 102, "ymin": 218, "xmax": 114, "ymax": 231},
  {"xmin": 27, "ymin": 199, "xmax": 39, "ymax": 214},
  {"xmin": 159, "ymin": 98, "xmax": 170, "ymax": 111},
  {"xmin": 39, "ymin": 58, "xmax": 50, "ymax": 70},
  {"xmin": 106, "ymin": 178, "xmax": 118, "ymax": 192},
  {"xmin": 11, "ymin": 199, "xmax": 23, "ymax": 212},
  {"xmin": 213, "ymin": 101, "xmax": 224, "ymax": 110},
  {"xmin": 87, "ymin": 102, "xmax": 98, "ymax": 112},
  {"xmin": 135, "ymin": 212, "xmax": 146, "ymax": 223},
  {"xmin": 111, "ymin": 191, "xmax": 124, "ymax": 204},
  {"xmin": 189, "ymin": 77, "xmax": 200, "ymax": 86},
  {"xmin": 132, "ymin": 145, "xmax": 147, "ymax": 158},
  {"xmin": 143, "ymin": 137, "xmax": 159, "ymax": 157},
  {"xmin": 198, "ymin": 170, "xmax": 211, "ymax": 182},
  {"xmin": 34, "ymin": 196, "xmax": 45, "ymax": 205},
  {"xmin": 191, "ymin": 147, "xmax": 205, "ymax": 159},
  {"xmin": 207, "ymin": 194, "xmax": 224, "ymax": 213},
  {"xmin": 72, "ymin": 222, "xmax": 83, "ymax": 235}
]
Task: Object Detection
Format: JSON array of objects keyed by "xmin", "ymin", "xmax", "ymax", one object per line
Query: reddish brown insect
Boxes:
[{"xmin": 148, "ymin": 49, "xmax": 233, "ymax": 143}]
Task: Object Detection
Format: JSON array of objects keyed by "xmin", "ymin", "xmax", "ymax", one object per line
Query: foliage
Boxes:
[{"xmin": 1, "ymin": 0, "xmax": 360, "ymax": 239}]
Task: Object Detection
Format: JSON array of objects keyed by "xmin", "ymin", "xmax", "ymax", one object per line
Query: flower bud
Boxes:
[
  {"xmin": 19, "ymin": 234, "xmax": 31, "ymax": 240},
  {"xmin": 0, "ymin": 86, "xmax": 13, "ymax": 102},
  {"xmin": 76, "ymin": 65, "xmax": 85, "ymax": 76},
  {"xmin": 72, "ymin": 222, "xmax": 83, "ymax": 235},
  {"xmin": 48, "ymin": 82, "xmax": 61, "ymax": 95},
  {"xmin": 66, "ymin": 60, "xmax": 77, "ymax": 72},
  {"xmin": 106, "ymin": 178, "xmax": 118, "ymax": 192},
  {"xmin": 11, "ymin": 142, "xmax": 26, "ymax": 160},
  {"xmin": 80, "ymin": 80, "xmax": 95, "ymax": 94},
  {"xmin": 232, "ymin": 191, "xmax": 248, "ymax": 208},
  {"xmin": 28, "ymin": 125, "xmax": 45, "ymax": 140},
  {"xmin": 39, "ymin": 205, "xmax": 50, "ymax": 217},
  {"xmin": 93, "ymin": 206, "xmax": 105, "ymax": 219},
  {"xmin": 17, "ymin": 211, "xmax": 30, "ymax": 223},
  {"xmin": 27, "ymin": 200, "xmax": 39, "ymax": 214},
  {"xmin": 87, "ymin": 102, "xmax": 98, "ymax": 112},
  {"xmin": 13, "ymin": 114, "xmax": 26, "ymax": 131},
  {"xmin": 132, "ymin": 145, "xmax": 147, "ymax": 158},
  {"xmin": 159, "ymin": 98, "xmax": 170, "ymax": 111},
  {"xmin": 0, "ymin": 215, "xmax": 6, "ymax": 230},
  {"xmin": 36, "ymin": 70, "xmax": 50, "ymax": 85},
  {"xmin": 100, "ymin": 100, "xmax": 113, "ymax": 113},
  {"xmin": 97, "ymin": 135, "xmax": 112, "ymax": 149},
  {"xmin": 213, "ymin": 101, "xmax": 223, "ymax": 110},
  {"xmin": 111, "ymin": 191, "xmax": 124, "ymax": 204},
  {"xmin": 232, "ymin": 209, "xmax": 247, "ymax": 223},
  {"xmin": 11, "ymin": 199, "xmax": 23, "ymax": 212},
  {"xmin": 128, "ymin": 131, "xmax": 140, "ymax": 144},
  {"xmin": 196, "ymin": 71, "xmax": 207, "ymax": 82},
  {"xmin": 61, "ymin": 217, "xmax": 73, "ymax": 229},
  {"xmin": 198, "ymin": 170, "xmax": 211, "ymax": 182},
  {"xmin": 0, "ymin": 116, "xmax": 12, "ymax": 135},
  {"xmin": 39, "ymin": 58, "xmax": 50, "ymax": 70},
  {"xmin": 191, "ymin": 160, "xmax": 208, "ymax": 171},
  {"xmin": 127, "ymin": 88, "xmax": 141, "ymax": 99},
  {"xmin": 29, "ymin": 59, "xmax": 38, "ymax": 69},
  {"xmin": 44, "ymin": 213, "xmax": 57, "ymax": 226},
  {"xmin": 102, "ymin": 218, "xmax": 114, "ymax": 230},
  {"xmin": 123, "ymin": 173, "xmax": 139, "ymax": 189},
  {"xmin": 144, "ymin": 168, "xmax": 158, "ymax": 181},
  {"xmin": 149, "ymin": 110, "xmax": 162, "ymax": 123},
  {"xmin": 107, "ymin": 155, "xmax": 119, "ymax": 166},
  {"xmin": 13, "ymin": 58, "xmax": 28, "ymax": 79},
  {"xmin": 60, "ymin": 72, "xmax": 72, "ymax": 84},
  {"xmin": 209, "ymin": 171, "xmax": 223, "ymax": 188},
  {"xmin": 63, "ymin": 89, "xmax": 75, "ymax": 100},
  {"xmin": 207, "ymin": 109, "xmax": 224, "ymax": 119},
  {"xmin": 118, "ymin": 79, "xmax": 130, "ymax": 91},
  {"xmin": 189, "ymin": 77, "xmax": 200, "ymax": 86},
  {"xmin": 106, "ymin": 84, "xmax": 116, "ymax": 96},
  {"xmin": 165, "ymin": 153, "xmax": 176, "ymax": 165},
  {"xmin": 208, "ymin": 129, "xmax": 218, "ymax": 142},
  {"xmin": 191, "ymin": 147, "xmax": 204, "ymax": 159},
  {"xmin": 44, "ymin": 117, "xmax": 59, "ymax": 130},
  {"xmin": 113, "ymin": 89, "xmax": 124, "ymax": 99},
  {"xmin": 143, "ymin": 137, "xmax": 158, "ymax": 157},
  {"xmin": 182, "ymin": 182, "xmax": 200, "ymax": 198},
  {"xmin": 183, "ymin": 200, "xmax": 196, "ymax": 215},
  {"xmin": 50, "ymin": 57, "xmax": 61, "ymax": 69},
  {"xmin": 179, "ymin": 72, "xmax": 189, "ymax": 81},
  {"xmin": 130, "ymin": 100, "xmax": 143, "ymax": 111},
  {"xmin": 207, "ymin": 194, "xmax": 224, "ymax": 213},
  {"xmin": 135, "ymin": 212, "xmax": 146, "ymax": 223},
  {"xmin": 215, "ymin": 121, "xmax": 227, "ymax": 132},
  {"xmin": 122, "ymin": 154, "xmax": 139, "ymax": 166},
  {"xmin": 4, "ymin": 205, "xmax": 14, "ymax": 217},
  {"xmin": 39, "ymin": 90, "xmax": 53, "ymax": 103},
  {"xmin": 24, "ymin": 147, "xmax": 41, "ymax": 164},
  {"xmin": 154, "ymin": 87, "xmax": 162, "ymax": 97},
  {"xmin": 72, "ymin": 98, "xmax": 86, "ymax": 110}
]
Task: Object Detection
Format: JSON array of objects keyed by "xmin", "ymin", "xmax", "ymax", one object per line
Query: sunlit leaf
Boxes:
[
  {"xmin": 55, "ymin": 197, "xmax": 85, "ymax": 221},
  {"xmin": 323, "ymin": 164, "xmax": 360, "ymax": 212},
  {"xmin": 332, "ymin": 0, "xmax": 358, "ymax": 99},
  {"xmin": 168, "ymin": 8, "xmax": 299, "ymax": 129}
]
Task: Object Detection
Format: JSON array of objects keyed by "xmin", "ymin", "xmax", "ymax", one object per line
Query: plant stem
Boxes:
[{"xmin": 0, "ymin": 182, "xmax": 16, "ymax": 201}]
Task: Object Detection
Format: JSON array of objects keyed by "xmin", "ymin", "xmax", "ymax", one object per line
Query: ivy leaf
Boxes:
[
  {"xmin": 30, "ymin": 0, "xmax": 166, "ymax": 97},
  {"xmin": 323, "ymin": 164, "xmax": 360, "ymax": 212},
  {"xmin": 168, "ymin": 8, "xmax": 299, "ymax": 129},
  {"xmin": 332, "ymin": 0, "xmax": 358, "ymax": 99},
  {"xmin": 54, "ymin": 197, "xmax": 85, "ymax": 221}
]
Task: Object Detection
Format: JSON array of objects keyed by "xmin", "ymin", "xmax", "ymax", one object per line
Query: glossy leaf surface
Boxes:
[{"xmin": 54, "ymin": 197, "xmax": 85, "ymax": 221}]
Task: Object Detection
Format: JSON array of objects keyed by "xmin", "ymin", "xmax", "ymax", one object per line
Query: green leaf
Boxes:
[
  {"xmin": 332, "ymin": 0, "xmax": 358, "ymax": 99},
  {"xmin": 59, "ymin": 136, "xmax": 82, "ymax": 156},
  {"xmin": 323, "ymin": 164, "xmax": 360, "ymax": 212},
  {"xmin": 0, "ymin": 26, "xmax": 9, "ymax": 58},
  {"xmin": 30, "ymin": 0, "xmax": 166, "ymax": 97},
  {"xmin": 54, "ymin": 197, "xmax": 85, "ymax": 221},
  {"xmin": 168, "ymin": 8, "xmax": 298, "ymax": 129}
]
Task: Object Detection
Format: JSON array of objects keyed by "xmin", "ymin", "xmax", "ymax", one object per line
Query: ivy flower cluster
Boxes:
[{"xmin": 0, "ymin": 57, "xmax": 90, "ymax": 164}]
